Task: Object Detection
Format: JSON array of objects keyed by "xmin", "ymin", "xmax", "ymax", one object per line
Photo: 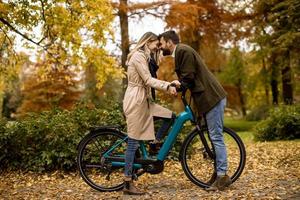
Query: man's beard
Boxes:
[{"xmin": 161, "ymin": 48, "xmax": 171, "ymax": 56}]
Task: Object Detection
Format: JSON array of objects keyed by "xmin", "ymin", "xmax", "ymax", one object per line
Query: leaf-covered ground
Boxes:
[{"xmin": 1, "ymin": 140, "xmax": 299, "ymax": 200}]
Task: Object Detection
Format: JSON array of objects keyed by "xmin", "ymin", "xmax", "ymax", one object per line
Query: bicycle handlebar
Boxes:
[
  {"xmin": 169, "ymin": 83, "xmax": 188, "ymax": 107},
  {"xmin": 169, "ymin": 83, "xmax": 198, "ymax": 124}
]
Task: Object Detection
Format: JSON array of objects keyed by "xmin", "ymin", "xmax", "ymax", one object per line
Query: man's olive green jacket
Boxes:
[{"xmin": 174, "ymin": 44, "xmax": 227, "ymax": 114}]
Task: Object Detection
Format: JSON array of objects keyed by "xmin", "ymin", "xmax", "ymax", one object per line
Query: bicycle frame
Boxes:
[
  {"xmin": 103, "ymin": 104, "xmax": 195, "ymax": 169},
  {"xmin": 157, "ymin": 105, "xmax": 194, "ymax": 161}
]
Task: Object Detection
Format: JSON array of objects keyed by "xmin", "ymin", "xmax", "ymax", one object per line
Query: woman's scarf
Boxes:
[{"xmin": 148, "ymin": 53, "xmax": 159, "ymax": 100}]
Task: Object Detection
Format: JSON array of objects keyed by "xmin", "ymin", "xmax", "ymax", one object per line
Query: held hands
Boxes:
[
  {"xmin": 168, "ymin": 80, "xmax": 181, "ymax": 96},
  {"xmin": 167, "ymin": 80, "xmax": 181, "ymax": 96},
  {"xmin": 171, "ymin": 80, "xmax": 181, "ymax": 87},
  {"xmin": 168, "ymin": 86, "xmax": 177, "ymax": 96}
]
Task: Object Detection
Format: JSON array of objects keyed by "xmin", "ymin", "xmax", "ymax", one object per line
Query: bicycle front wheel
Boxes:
[
  {"xmin": 77, "ymin": 128, "xmax": 127, "ymax": 192},
  {"xmin": 180, "ymin": 127, "xmax": 246, "ymax": 188}
]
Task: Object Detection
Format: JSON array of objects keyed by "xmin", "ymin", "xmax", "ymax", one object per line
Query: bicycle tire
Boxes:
[
  {"xmin": 77, "ymin": 128, "xmax": 127, "ymax": 192},
  {"xmin": 180, "ymin": 126, "xmax": 246, "ymax": 188}
]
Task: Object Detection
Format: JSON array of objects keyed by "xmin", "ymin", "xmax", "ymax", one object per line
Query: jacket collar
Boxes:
[
  {"xmin": 174, "ymin": 44, "xmax": 182, "ymax": 72},
  {"xmin": 171, "ymin": 44, "xmax": 178, "ymax": 58}
]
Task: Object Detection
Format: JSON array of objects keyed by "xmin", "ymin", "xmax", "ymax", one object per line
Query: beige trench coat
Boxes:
[{"xmin": 123, "ymin": 50, "xmax": 173, "ymax": 140}]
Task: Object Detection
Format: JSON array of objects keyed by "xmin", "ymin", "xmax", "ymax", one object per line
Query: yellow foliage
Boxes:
[
  {"xmin": 0, "ymin": 34, "xmax": 26, "ymax": 95},
  {"xmin": 83, "ymin": 47, "xmax": 124, "ymax": 88},
  {"xmin": 0, "ymin": 0, "xmax": 120, "ymax": 89}
]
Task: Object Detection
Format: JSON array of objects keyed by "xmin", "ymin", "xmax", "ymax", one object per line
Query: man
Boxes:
[{"xmin": 158, "ymin": 30, "xmax": 231, "ymax": 191}]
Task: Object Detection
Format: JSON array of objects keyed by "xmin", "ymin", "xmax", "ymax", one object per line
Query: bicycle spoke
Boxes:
[
  {"xmin": 94, "ymin": 138, "xmax": 105, "ymax": 152},
  {"xmin": 77, "ymin": 129, "xmax": 127, "ymax": 192},
  {"xmin": 85, "ymin": 164, "xmax": 103, "ymax": 168},
  {"xmin": 180, "ymin": 127, "xmax": 246, "ymax": 188}
]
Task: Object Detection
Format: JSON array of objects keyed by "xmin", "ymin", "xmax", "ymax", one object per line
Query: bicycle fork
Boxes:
[{"xmin": 196, "ymin": 125, "xmax": 215, "ymax": 160}]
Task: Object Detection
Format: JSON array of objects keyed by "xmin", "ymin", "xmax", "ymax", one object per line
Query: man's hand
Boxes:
[
  {"xmin": 168, "ymin": 86, "xmax": 177, "ymax": 96},
  {"xmin": 171, "ymin": 80, "xmax": 181, "ymax": 87}
]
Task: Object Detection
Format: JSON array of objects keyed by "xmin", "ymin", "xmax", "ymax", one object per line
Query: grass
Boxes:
[
  {"xmin": 236, "ymin": 131, "xmax": 255, "ymax": 143},
  {"xmin": 223, "ymin": 117, "xmax": 258, "ymax": 143},
  {"xmin": 224, "ymin": 117, "xmax": 258, "ymax": 132}
]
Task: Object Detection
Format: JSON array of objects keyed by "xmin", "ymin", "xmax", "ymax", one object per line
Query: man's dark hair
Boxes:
[{"xmin": 158, "ymin": 30, "xmax": 180, "ymax": 44}]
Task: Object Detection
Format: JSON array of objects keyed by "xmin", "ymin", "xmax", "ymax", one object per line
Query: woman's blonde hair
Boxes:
[{"xmin": 126, "ymin": 32, "xmax": 160, "ymax": 65}]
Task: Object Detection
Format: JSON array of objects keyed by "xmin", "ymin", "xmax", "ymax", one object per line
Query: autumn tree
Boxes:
[
  {"xmin": 0, "ymin": 33, "xmax": 28, "ymax": 118},
  {"xmin": 165, "ymin": 0, "xmax": 253, "ymax": 71},
  {"xmin": 253, "ymin": 0, "xmax": 300, "ymax": 104},
  {"xmin": 0, "ymin": 0, "xmax": 122, "ymax": 111},
  {"xmin": 17, "ymin": 58, "xmax": 82, "ymax": 115},
  {"xmin": 221, "ymin": 47, "xmax": 247, "ymax": 116}
]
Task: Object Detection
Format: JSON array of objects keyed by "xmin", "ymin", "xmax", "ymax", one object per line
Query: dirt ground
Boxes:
[{"xmin": 1, "ymin": 140, "xmax": 299, "ymax": 200}]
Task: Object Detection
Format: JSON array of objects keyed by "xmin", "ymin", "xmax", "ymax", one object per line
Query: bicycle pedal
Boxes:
[{"xmin": 132, "ymin": 174, "xmax": 138, "ymax": 181}]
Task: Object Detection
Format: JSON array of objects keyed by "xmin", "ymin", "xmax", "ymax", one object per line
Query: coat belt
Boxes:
[{"xmin": 128, "ymin": 81, "xmax": 145, "ymax": 88}]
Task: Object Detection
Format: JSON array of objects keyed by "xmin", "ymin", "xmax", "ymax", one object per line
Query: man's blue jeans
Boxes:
[{"xmin": 205, "ymin": 98, "xmax": 227, "ymax": 176}]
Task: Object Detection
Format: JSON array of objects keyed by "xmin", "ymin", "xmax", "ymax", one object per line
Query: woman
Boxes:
[
  {"xmin": 123, "ymin": 32, "xmax": 177, "ymax": 195},
  {"xmin": 148, "ymin": 51, "xmax": 176, "ymax": 154}
]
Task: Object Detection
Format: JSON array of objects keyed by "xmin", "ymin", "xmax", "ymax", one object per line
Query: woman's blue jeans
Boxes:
[
  {"xmin": 154, "ymin": 113, "xmax": 175, "ymax": 141},
  {"xmin": 205, "ymin": 98, "xmax": 227, "ymax": 176},
  {"xmin": 124, "ymin": 137, "xmax": 139, "ymax": 177},
  {"xmin": 124, "ymin": 114, "xmax": 174, "ymax": 177}
]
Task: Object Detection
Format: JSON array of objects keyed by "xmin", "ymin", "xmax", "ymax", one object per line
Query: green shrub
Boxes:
[
  {"xmin": 246, "ymin": 104, "xmax": 271, "ymax": 121},
  {"xmin": 224, "ymin": 117, "xmax": 257, "ymax": 132},
  {"xmin": 0, "ymin": 117, "xmax": 8, "ymax": 165},
  {"xmin": 254, "ymin": 105, "xmax": 300, "ymax": 141},
  {"xmin": 0, "ymin": 102, "xmax": 125, "ymax": 172}
]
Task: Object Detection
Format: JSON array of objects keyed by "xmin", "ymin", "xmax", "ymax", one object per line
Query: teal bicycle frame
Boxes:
[
  {"xmin": 103, "ymin": 104, "xmax": 195, "ymax": 169},
  {"xmin": 157, "ymin": 105, "xmax": 194, "ymax": 160}
]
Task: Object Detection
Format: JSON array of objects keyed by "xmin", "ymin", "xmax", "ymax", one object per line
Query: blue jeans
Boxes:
[
  {"xmin": 154, "ymin": 113, "xmax": 175, "ymax": 141},
  {"xmin": 124, "ymin": 137, "xmax": 139, "ymax": 177},
  {"xmin": 205, "ymin": 98, "xmax": 227, "ymax": 176},
  {"xmin": 124, "ymin": 115, "xmax": 174, "ymax": 176}
]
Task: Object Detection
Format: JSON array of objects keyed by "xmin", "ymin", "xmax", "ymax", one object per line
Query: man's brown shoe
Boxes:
[{"xmin": 206, "ymin": 175, "xmax": 232, "ymax": 191}]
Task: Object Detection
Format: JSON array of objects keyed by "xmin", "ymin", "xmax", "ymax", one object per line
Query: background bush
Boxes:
[
  {"xmin": 246, "ymin": 104, "xmax": 271, "ymax": 121},
  {"xmin": 0, "ymin": 102, "xmax": 125, "ymax": 172},
  {"xmin": 224, "ymin": 118, "xmax": 258, "ymax": 132},
  {"xmin": 0, "ymin": 117, "xmax": 9, "ymax": 165},
  {"xmin": 254, "ymin": 105, "xmax": 300, "ymax": 141}
]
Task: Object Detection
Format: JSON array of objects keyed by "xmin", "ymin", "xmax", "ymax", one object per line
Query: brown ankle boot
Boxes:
[
  {"xmin": 206, "ymin": 174, "xmax": 232, "ymax": 191},
  {"xmin": 123, "ymin": 177, "xmax": 146, "ymax": 195}
]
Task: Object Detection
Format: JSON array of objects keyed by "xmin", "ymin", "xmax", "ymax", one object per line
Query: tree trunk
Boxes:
[
  {"xmin": 270, "ymin": 53, "xmax": 279, "ymax": 105},
  {"xmin": 237, "ymin": 82, "xmax": 246, "ymax": 116},
  {"xmin": 281, "ymin": 51, "xmax": 293, "ymax": 104},
  {"xmin": 262, "ymin": 58, "xmax": 269, "ymax": 104},
  {"xmin": 271, "ymin": 80, "xmax": 279, "ymax": 105},
  {"xmin": 189, "ymin": 29, "xmax": 201, "ymax": 53},
  {"xmin": 84, "ymin": 64, "xmax": 98, "ymax": 105},
  {"xmin": 118, "ymin": 0, "xmax": 130, "ymax": 95},
  {"xmin": 0, "ymin": 92, "xmax": 3, "ymax": 118}
]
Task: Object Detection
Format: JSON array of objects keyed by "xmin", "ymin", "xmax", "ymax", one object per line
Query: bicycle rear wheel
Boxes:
[
  {"xmin": 77, "ymin": 128, "xmax": 127, "ymax": 192},
  {"xmin": 180, "ymin": 127, "xmax": 246, "ymax": 188}
]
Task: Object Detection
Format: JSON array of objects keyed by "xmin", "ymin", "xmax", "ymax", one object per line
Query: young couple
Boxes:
[{"xmin": 122, "ymin": 30, "xmax": 231, "ymax": 195}]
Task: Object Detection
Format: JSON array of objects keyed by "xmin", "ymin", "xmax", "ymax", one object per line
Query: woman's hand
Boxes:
[{"xmin": 171, "ymin": 80, "xmax": 181, "ymax": 87}]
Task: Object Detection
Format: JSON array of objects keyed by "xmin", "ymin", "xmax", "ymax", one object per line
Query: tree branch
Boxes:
[
  {"xmin": 0, "ymin": 26, "xmax": 18, "ymax": 58},
  {"xmin": 39, "ymin": 0, "xmax": 49, "ymax": 44},
  {"xmin": 0, "ymin": 17, "xmax": 45, "ymax": 47},
  {"xmin": 0, "ymin": 17, "xmax": 66, "ymax": 66}
]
